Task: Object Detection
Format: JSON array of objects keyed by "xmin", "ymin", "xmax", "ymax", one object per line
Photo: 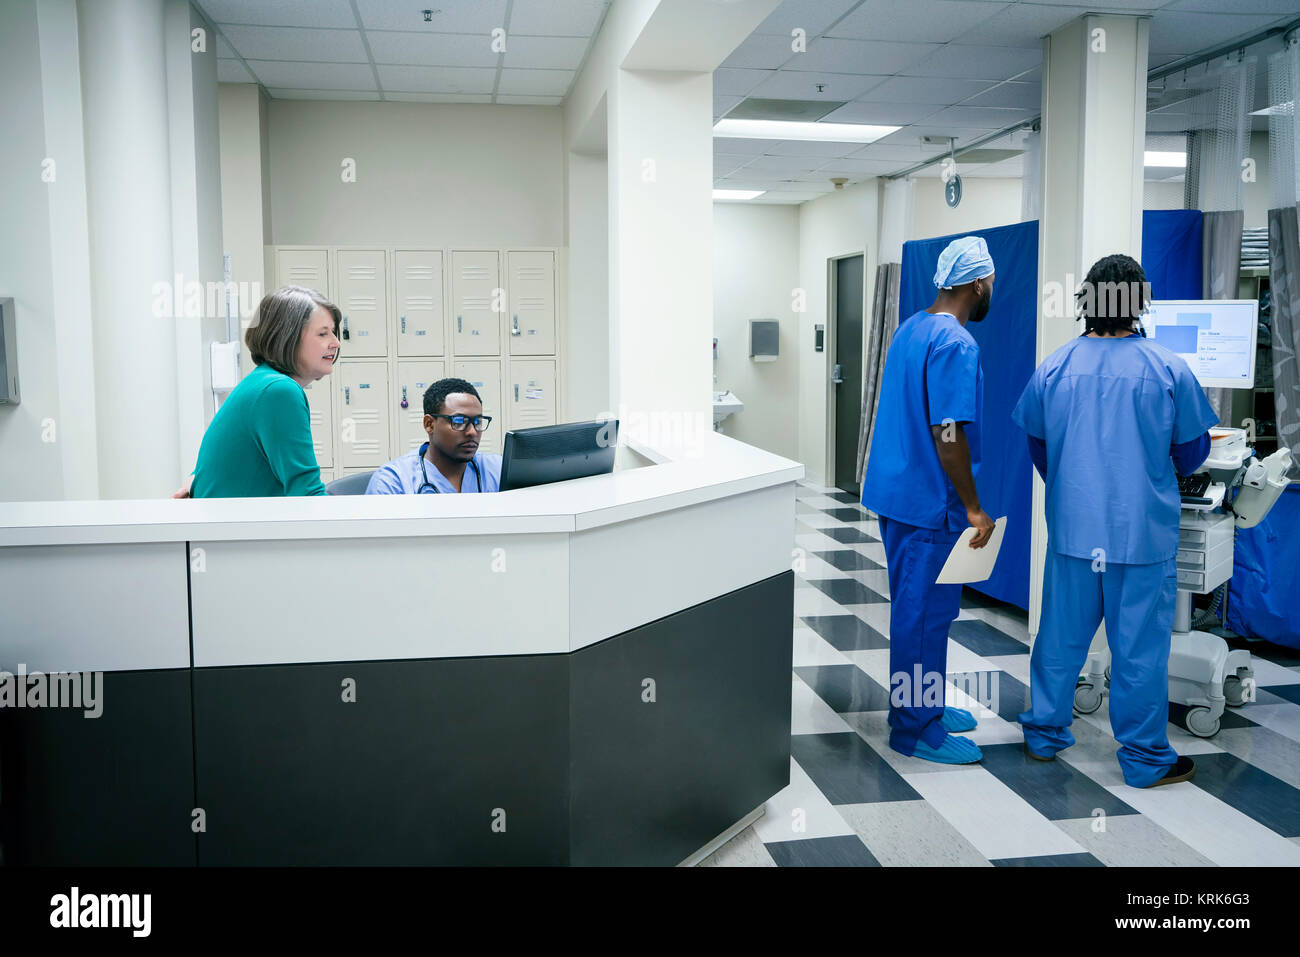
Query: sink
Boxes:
[{"xmin": 712, "ymin": 390, "xmax": 743, "ymax": 426}]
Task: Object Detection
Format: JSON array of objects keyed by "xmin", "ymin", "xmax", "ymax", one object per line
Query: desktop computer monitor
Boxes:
[
  {"xmin": 499, "ymin": 419, "xmax": 619, "ymax": 492},
  {"xmin": 1139, "ymin": 299, "xmax": 1259, "ymax": 390}
]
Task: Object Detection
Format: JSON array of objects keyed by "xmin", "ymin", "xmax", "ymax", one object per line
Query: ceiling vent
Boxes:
[{"xmin": 725, "ymin": 98, "xmax": 844, "ymax": 122}]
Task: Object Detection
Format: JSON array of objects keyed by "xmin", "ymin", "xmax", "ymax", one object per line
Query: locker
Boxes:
[
  {"xmin": 394, "ymin": 360, "xmax": 446, "ymax": 454},
  {"xmin": 303, "ymin": 375, "xmax": 334, "ymax": 468},
  {"xmin": 451, "ymin": 250, "xmax": 501, "ymax": 356},
  {"xmin": 318, "ymin": 468, "xmax": 335, "ymax": 485},
  {"xmin": 336, "ymin": 361, "xmax": 390, "ymax": 468},
  {"xmin": 507, "ymin": 250, "xmax": 556, "ymax": 355},
  {"xmin": 395, "ymin": 250, "xmax": 444, "ymax": 357},
  {"xmin": 335, "ymin": 249, "xmax": 388, "ymax": 357},
  {"xmin": 453, "ymin": 360, "xmax": 503, "ymax": 456},
  {"xmin": 276, "ymin": 248, "xmax": 328, "ymax": 291},
  {"xmin": 507, "ymin": 360, "xmax": 556, "ymax": 431}
]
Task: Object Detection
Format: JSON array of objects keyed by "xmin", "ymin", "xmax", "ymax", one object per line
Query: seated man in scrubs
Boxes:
[
  {"xmin": 366, "ymin": 377, "xmax": 502, "ymax": 494},
  {"xmin": 1013, "ymin": 254, "xmax": 1217, "ymax": 788},
  {"xmin": 862, "ymin": 236, "xmax": 997, "ymax": 765}
]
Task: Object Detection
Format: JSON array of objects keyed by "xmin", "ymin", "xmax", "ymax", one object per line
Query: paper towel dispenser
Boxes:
[
  {"xmin": 0, "ymin": 298, "xmax": 17, "ymax": 405},
  {"xmin": 749, "ymin": 318, "xmax": 779, "ymax": 361}
]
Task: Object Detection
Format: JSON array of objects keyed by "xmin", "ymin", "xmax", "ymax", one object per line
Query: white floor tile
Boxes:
[
  {"xmin": 792, "ymin": 625, "xmax": 851, "ymax": 667},
  {"xmin": 1054, "ymin": 814, "xmax": 1215, "ymax": 867},
  {"xmin": 697, "ymin": 823, "xmax": 777, "ymax": 867},
  {"xmin": 1233, "ymin": 702, "xmax": 1300, "ymax": 745},
  {"xmin": 1248, "ymin": 656, "xmax": 1300, "ymax": 686},
  {"xmin": 791, "ymin": 674, "xmax": 853, "ymax": 734},
  {"xmin": 800, "ymin": 553, "xmax": 850, "ymax": 580},
  {"xmin": 794, "ymin": 587, "xmax": 849, "ymax": 617},
  {"xmin": 838, "ymin": 800, "xmax": 991, "ymax": 867},
  {"xmin": 753, "ymin": 758, "xmax": 856, "ymax": 844}
]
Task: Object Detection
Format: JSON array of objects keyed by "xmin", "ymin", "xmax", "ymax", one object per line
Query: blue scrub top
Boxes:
[
  {"xmin": 1012, "ymin": 334, "xmax": 1218, "ymax": 564},
  {"xmin": 862, "ymin": 310, "xmax": 983, "ymax": 532},
  {"xmin": 365, "ymin": 443, "xmax": 503, "ymax": 494}
]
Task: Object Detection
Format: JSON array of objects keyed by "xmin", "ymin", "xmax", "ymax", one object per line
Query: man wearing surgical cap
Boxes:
[{"xmin": 861, "ymin": 235, "xmax": 996, "ymax": 765}]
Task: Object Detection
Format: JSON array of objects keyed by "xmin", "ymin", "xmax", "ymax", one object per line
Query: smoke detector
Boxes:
[{"xmin": 830, "ymin": 177, "xmax": 849, "ymax": 190}]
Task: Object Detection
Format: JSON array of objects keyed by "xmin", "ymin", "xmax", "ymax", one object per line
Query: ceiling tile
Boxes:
[
  {"xmin": 714, "ymin": 68, "xmax": 773, "ymax": 96},
  {"xmin": 749, "ymin": 0, "xmax": 861, "ymax": 37},
  {"xmin": 247, "ymin": 61, "xmax": 377, "ymax": 90},
  {"xmin": 385, "ymin": 92, "xmax": 493, "ymax": 102},
  {"xmin": 366, "ymin": 31, "xmax": 498, "ymax": 67},
  {"xmin": 749, "ymin": 70, "xmax": 886, "ymax": 101},
  {"xmin": 951, "ymin": 2, "xmax": 1082, "ymax": 48},
  {"xmin": 856, "ymin": 75, "xmax": 997, "ymax": 104},
  {"xmin": 962, "ymin": 81, "xmax": 1041, "ymax": 110},
  {"xmin": 216, "ymin": 34, "xmax": 237, "ymax": 58},
  {"xmin": 790, "ymin": 38, "xmax": 943, "ymax": 75},
  {"xmin": 494, "ymin": 95, "xmax": 564, "ymax": 105},
  {"xmin": 847, "ymin": 142, "xmax": 933, "ymax": 160},
  {"xmin": 1148, "ymin": 10, "xmax": 1283, "ymax": 57},
  {"xmin": 219, "ymin": 24, "xmax": 368, "ymax": 62},
  {"xmin": 744, "ymin": 155, "xmax": 829, "ymax": 172},
  {"xmin": 902, "ymin": 44, "xmax": 1041, "ymax": 80},
  {"xmin": 712, "ymin": 137, "xmax": 784, "ymax": 155},
  {"xmin": 375, "ymin": 65, "xmax": 497, "ymax": 94},
  {"xmin": 714, "ymin": 95, "xmax": 742, "ymax": 119},
  {"xmin": 820, "ymin": 101, "xmax": 948, "ymax": 125},
  {"xmin": 197, "ymin": 0, "xmax": 357, "ymax": 28},
  {"xmin": 497, "ymin": 68, "xmax": 575, "ymax": 96},
  {"xmin": 874, "ymin": 125, "xmax": 997, "ymax": 148},
  {"xmin": 721, "ymin": 34, "xmax": 802, "ymax": 70},
  {"xmin": 266, "ymin": 89, "xmax": 382, "ymax": 100},
  {"xmin": 508, "ymin": 0, "xmax": 609, "ymax": 36},
  {"xmin": 765, "ymin": 139, "xmax": 875, "ymax": 158},
  {"xmin": 817, "ymin": 157, "xmax": 909, "ymax": 175},
  {"xmin": 217, "ymin": 58, "xmax": 255, "ymax": 82},
  {"xmin": 829, "ymin": 0, "xmax": 1013, "ymax": 43},
  {"xmin": 1166, "ymin": 0, "xmax": 1300, "ymax": 11},
  {"xmin": 923, "ymin": 105, "xmax": 1035, "ymax": 128},
  {"xmin": 502, "ymin": 35, "xmax": 589, "ymax": 70},
  {"xmin": 354, "ymin": 0, "xmax": 508, "ymax": 33}
]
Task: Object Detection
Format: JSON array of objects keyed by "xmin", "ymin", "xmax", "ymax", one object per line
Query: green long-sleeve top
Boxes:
[{"xmin": 192, "ymin": 363, "xmax": 327, "ymax": 498}]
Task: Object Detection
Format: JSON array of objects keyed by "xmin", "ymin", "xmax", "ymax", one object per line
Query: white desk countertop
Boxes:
[{"xmin": 0, "ymin": 432, "xmax": 805, "ymax": 547}]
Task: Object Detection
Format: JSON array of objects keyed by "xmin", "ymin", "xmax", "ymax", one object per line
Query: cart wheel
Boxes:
[
  {"xmin": 1223, "ymin": 676, "xmax": 1245, "ymax": 708},
  {"xmin": 1184, "ymin": 706, "xmax": 1221, "ymax": 738},
  {"xmin": 1073, "ymin": 680, "xmax": 1103, "ymax": 715},
  {"xmin": 1104, "ymin": 665, "xmax": 1111, "ymax": 682}
]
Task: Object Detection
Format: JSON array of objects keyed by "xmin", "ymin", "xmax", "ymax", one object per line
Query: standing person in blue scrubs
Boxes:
[
  {"xmin": 862, "ymin": 236, "xmax": 998, "ymax": 765},
  {"xmin": 366, "ymin": 378, "xmax": 502, "ymax": 494},
  {"xmin": 1013, "ymin": 254, "xmax": 1217, "ymax": 787}
]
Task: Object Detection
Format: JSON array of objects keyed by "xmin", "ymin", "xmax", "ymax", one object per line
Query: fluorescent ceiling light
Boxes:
[
  {"xmin": 713, "ymin": 189, "xmax": 765, "ymax": 200},
  {"xmin": 1144, "ymin": 151, "xmax": 1186, "ymax": 167},
  {"xmin": 1250, "ymin": 100, "xmax": 1294, "ymax": 116},
  {"xmin": 713, "ymin": 118, "xmax": 898, "ymax": 143}
]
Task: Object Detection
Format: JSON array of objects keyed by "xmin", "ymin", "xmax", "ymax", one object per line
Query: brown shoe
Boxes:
[
  {"xmin": 1025, "ymin": 743, "xmax": 1055, "ymax": 762},
  {"xmin": 1143, "ymin": 755, "xmax": 1195, "ymax": 787}
]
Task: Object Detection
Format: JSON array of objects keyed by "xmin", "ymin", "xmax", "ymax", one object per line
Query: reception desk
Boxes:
[{"xmin": 0, "ymin": 432, "xmax": 802, "ymax": 866}]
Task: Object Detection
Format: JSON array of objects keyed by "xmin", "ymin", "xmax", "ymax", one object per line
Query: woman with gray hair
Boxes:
[{"xmin": 186, "ymin": 286, "xmax": 341, "ymax": 497}]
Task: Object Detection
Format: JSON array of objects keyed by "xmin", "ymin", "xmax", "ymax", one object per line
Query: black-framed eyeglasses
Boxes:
[{"xmin": 430, "ymin": 413, "xmax": 492, "ymax": 432}]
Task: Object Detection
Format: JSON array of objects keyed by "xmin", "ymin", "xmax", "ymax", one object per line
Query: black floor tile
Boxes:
[
  {"xmin": 765, "ymin": 835, "xmax": 881, "ymax": 867},
  {"xmin": 802, "ymin": 615, "xmax": 891, "ymax": 651},
  {"xmin": 948, "ymin": 618, "xmax": 1031, "ymax": 657},
  {"xmin": 978, "ymin": 743, "xmax": 1139, "ymax": 821},
  {"xmin": 790, "ymin": 733, "xmax": 921, "ymax": 805},
  {"xmin": 825, "ymin": 491, "xmax": 861, "ymax": 504},
  {"xmin": 822, "ymin": 526, "xmax": 877, "ymax": 545},
  {"xmin": 808, "ymin": 578, "xmax": 889, "ymax": 605},
  {"xmin": 795, "ymin": 664, "xmax": 893, "ymax": 713},
  {"xmin": 1187, "ymin": 752, "xmax": 1300, "ymax": 838},
  {"xmin": 992, "ymin": 853, "xmax": 1104, "ymax": 867},
  {"xmin": 814, "ymin": 550, "xmax": 884, "ymax": 572},
  {"xmin": 823, "ymin": 506, "xmax": 871, "ymax": 523}
]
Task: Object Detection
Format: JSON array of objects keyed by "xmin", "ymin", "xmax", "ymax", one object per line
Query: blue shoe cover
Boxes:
[
  {"xmin": 909, "ymin": 734, "xmax": 982, "ymax": 764},
  {"xmin": 940, "ymin": 706, "xmax": 977, "ymax": 732}
]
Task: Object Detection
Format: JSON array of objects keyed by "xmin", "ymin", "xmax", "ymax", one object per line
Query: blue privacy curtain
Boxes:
[
  {"xmin": 1142, "ymin": 209, "xmax": 1203, "ymax": 299},
  {"xmin": 898, "ymin": 220, "xmax": 1039, "ymax": 610}
]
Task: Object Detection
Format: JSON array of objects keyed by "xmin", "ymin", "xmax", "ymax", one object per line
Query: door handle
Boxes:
[
  {"xmin": 511, "ymin": 314, "xmax": 521, "ymax": 336},
  {"xmin": 341, "ymin": 316, "xmax": 350, "ymax": 340},
  {"xmin": 400, "ymin": 315, "xmax": 406, "ymax": 333},
  {"xmin": 457, "ymin": 315, "xmax": 462, "ymax": 333},
  {"xmin": 514, "ymin": 384, "xmax": 519, "ymax": 402},
  {"xmin": 344, "ymin": 386, "xmax": 351, "ymax": 405},
  {"xmin": 831, "ymin": 363, "xmax": 843, "ymax": 385}
]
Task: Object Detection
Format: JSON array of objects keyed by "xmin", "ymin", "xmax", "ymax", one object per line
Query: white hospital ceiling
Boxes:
[{"xmin": 200, "ymin": 0, "xmax": 611, "ymax": 105}]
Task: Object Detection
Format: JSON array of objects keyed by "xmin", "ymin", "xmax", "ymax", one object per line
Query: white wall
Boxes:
[
  {"xmin": 267, "ymin": 101, "xmax": 565, "ymax": 246},
  {"xmin": 564, "ymin": 149, "xmax": 609, "ymax": 421},
  {"xmin": 712, "ymin": 203, "xmax": 799, "ymax": 460},
  {"xmin": 795, "ymin": 181, "xmax": 878, "ymax": 487},
  {"xmin": 909, "ymin": 176, "xmax": 1023, "ymax": 240},
  {"xmin": 218, "ymin": 83, "xmax": 271, "ymax": 374}
]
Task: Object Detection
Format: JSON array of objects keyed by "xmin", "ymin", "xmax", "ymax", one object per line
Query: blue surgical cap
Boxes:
[{"xmin": 934, "ymin": 236, "xmax": 995, "ymax": 289}]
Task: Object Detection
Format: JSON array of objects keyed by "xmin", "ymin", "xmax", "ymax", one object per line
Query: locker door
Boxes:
[
  {"xmin": 304, "ymin": 375, "xmax": 334, "ymax": 468},
  {"xmin": 335, "ymin": 249, "xmax": 388, "ymax": 357},
  {"xmin": 451, "ymin": 250, "xmax": 500, "ymax": 356},
  {"xmin": 507, "ymin": 250, "xmax": 556, "ymax": 355},
  {"xmin": 453, "ymin": 360, "xmax": 503, "ymax": 455},
  {"xmin": 507, "ymin": 360, "xmax": 556, "ymax": 431},
  {"xmin": 337, "ymin": 361, "xmax": 389, "ymax": 468},
  {"xmin": 394, "ymin": 360, "xmax": 446, "ymax": 454},
  {"xmin": 318, "ymin": 468, "xmax": 336, "ymax": 485},
  {"xmin": 395, "ymin": 250, "xmax": 444, "ymax": 357},
  {"xmin": 276, "ymin": 248, "xmax": 328, "ymax": 290}
]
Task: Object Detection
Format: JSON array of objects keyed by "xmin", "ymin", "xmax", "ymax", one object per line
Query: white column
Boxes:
[
  {"xmin": 78, "ymin": 0, "xmax": 180, "ymax": 498},
  {"xmin": 1030, "ymin": 14, "xmax": 1149, "ymax": 635}
]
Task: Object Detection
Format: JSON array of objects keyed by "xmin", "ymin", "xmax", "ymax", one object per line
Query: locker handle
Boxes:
[
  {"xmin": 457, "ymin": 315, "xmax": 462, "ymax": 333},
  {"xmin": 511, "ymin": 314, "xmax": 521, "ymax": 336},
  {"xmin": 400, "ymin": 315, "xmax": 406, "ymax": 334},
  {"xmin": 344, "ymin": 386, "xmax": 351, "ymax": 406},
  {"xmin": 342, "ymin": 316, "xmax": 350, "ymax": 340},
  {"xmin": 401, "ymin": 386, "xmax": 409, "ymax": 409},
  {"xmin": 514, "ymin": 384, "xmax": 519, "ymax": 402}
]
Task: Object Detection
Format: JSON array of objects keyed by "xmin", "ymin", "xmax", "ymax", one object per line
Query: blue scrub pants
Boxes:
[
  {"xmin": 1020, "ymin": 550, "xmax": 1179, "ymax": 787},
  {"xmin": 878, "ymin": 516, "xmax": 963, "ymax": 754}
]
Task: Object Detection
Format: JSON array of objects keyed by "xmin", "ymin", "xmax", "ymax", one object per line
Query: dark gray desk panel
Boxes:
[
  {"xmin": 0, "ymin": 669, "xmax": 197, "ymax": 866},
  {"xmin": 192, "ymin": 654, "xmax": 570, "ymax": 865},
  {"xmin": 569, "ymin": 571, "xmax": 794, "ymax": 866}
]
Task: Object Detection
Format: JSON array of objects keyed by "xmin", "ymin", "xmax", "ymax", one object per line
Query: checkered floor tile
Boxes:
[{"xmin": 700, "ymin": 480, "xmax": 1300, "ymax": 867}]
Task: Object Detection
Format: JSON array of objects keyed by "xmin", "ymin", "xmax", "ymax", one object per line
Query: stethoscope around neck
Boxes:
[{"xmin": 416, "ymin": 442, "xmax": 482, "ymax": 494}]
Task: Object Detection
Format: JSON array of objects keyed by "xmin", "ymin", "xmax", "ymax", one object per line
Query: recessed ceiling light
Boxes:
[
  {"xmin": 713, "ymin": 119, "xmax": 898, "ymax": 144},
  {"xmin": 713, "ymin": 189, "xmax": 765, "ymax": 200},
  {"xmin": 1144, "ymin": 151, "xmax": 1186, "ymax": 167}
]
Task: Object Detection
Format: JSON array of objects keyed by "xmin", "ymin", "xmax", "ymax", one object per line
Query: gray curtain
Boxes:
[
  {"xmin": 856, "ymin": 262, "xmax": 901, "ymax": 483},
  {"xmin": 1269, "ymin": 204, "xmax": 1300, "ymax": 478},
  {"xmin": 1201, "ymin": 209, "xmax": 1244, "ymax": 422}
]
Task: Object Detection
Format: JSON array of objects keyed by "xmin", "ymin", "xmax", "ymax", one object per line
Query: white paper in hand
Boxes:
[{"xmin": 935, "ymin": 516, "xmax": 1007, "ymax": 585}]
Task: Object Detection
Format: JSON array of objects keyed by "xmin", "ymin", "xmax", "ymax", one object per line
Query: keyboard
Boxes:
[{"xmin": 1179, "ymin": 472, "xmax": 1212, "ymax": 505}]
